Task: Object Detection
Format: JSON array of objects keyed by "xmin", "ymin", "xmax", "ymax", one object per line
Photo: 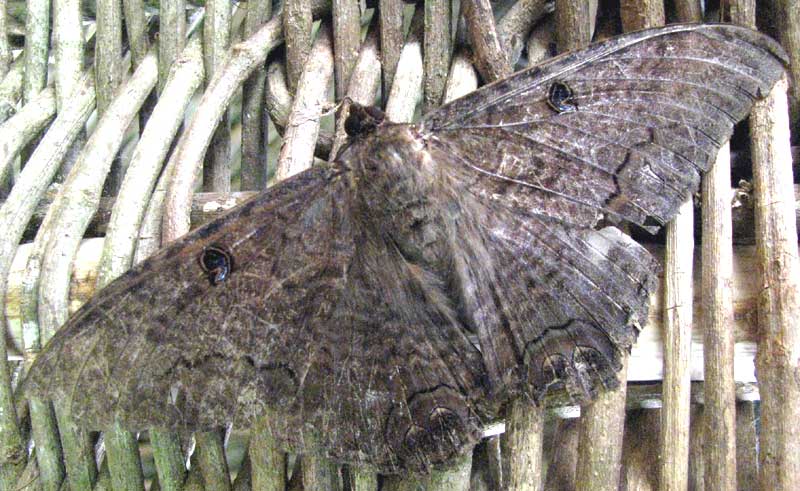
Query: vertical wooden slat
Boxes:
[
  {"xmin": 771, "ymin": 0, "xmax": 799, "ymax": 132},
  {"xmin": 378, "ymin": 0, "xmax": 404, "ymax": 96},
  {"xmin": 202, "ymin": 0, "xmax": 232, "ymax": 193},
  {"xmin": 159, "ymin": 0, "xmax": 187, "ymax": 92},
  {"xmin": 284, "ymin": 0, "xmax": 313, "ymax": 92},
  {"xmin": 385, "ymin": 6, "xmax": 423, "ymax": 123},
  {"xmin": 240, "ymin": 0, "xmax": 273, "ymax": 191},
  {"xmin": 501, "ymin": 400, "xmax": 544, "ymax": 491},
  {"xmin": 620, "ymin": 409, "xmax": 660, "ymax": 490},
  {"xmin": 122, "ymin": 0, "xmax": 149, "ymax": 70},
  {"xmin": 735, "ymin": 401, "xmax": 759, "ymax": 490},
  {"xmin": 700, "ymin": 143, "xmax": 737, "ymax": 490},
  {"xmin": 382, "ymin": 452, "xmax": 472, "ymax": 491},
  {"xmin": 544, "ymin": 417, "xmax": 580, "ymax": 490},
  {"xmin": 0, "ymin": 2, "xmax": 9, "ymax": 79},
  {"xmin": 332, "ymin": 0, "xmax": 361, "ymax": 100},
  {"xmin": 554, "ymin": 0, "xmax": 592, "ymax": 53},
  {"xmin": 22, "ymin": 0, "xmax": 49, "ymax": 103},
  {"xmin": 423, "ymin": 0, "xmax": 451, "ymax": 111},
  {"xmin": 575, "ymin": 356, "xmax": 629, "ymax": 491},
  {"xmin": 196, "ymin": 431, "xmax": 232, "ymax": 491},
  {"xmin": 751, "ymin": 76, "xmax": 800, "ymax": 491},
  {"xmin": 276, "ymin": 23, "xmax": 334, "ymax": 180}
]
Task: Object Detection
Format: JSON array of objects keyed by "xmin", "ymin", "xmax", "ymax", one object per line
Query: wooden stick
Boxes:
[
  {"xmin": 554, "ymin": 0, "xmax": 595, "ymax": 53},
  {"xmin": 22, "ymin": 0, "xmax": 49, "ymax": 104},
  {"xmin": 163, "ymin": 14, "xmax": 284, "ymax": 238},
  {"xmin": 735, "ymin": 401, "xmax": 759, "ymax": 490},
  {"xmin": 158, "ymin": 0, "xmax": 186, "ymax": 92},
  {"xmin": 275, "ymin": 23, "xmax": 334, "ymax": 180},
  {"xmin": 423, "ymin": 0, "xmax": 450, "ymax": 111},
  {"xmin": 544, "ymin": 418, "xmax": 580, "ymax": 490},
  {"xmin": 378, "ymin": 0, "xmax": 404, "ymax": 97},
  {"xmin": 0, "ymin": 62, "xmax": 23, "ymax": 124},
  {"xmin": 122, "ymin": 0, "xmax": 149, "ymax": 70},
  {"xmin": 332, "ymin": 0, "xmax": 360, "ymax": 100},
  {"xmin": 461, "ymin": 0, "xmax": 512, "ymax": 83},
  {"xmin": 202, "ymin": 0, "xmax": 233, "ymax": 193},
  {"xmin": 283, "ymin": 0, "xmax": 313, "ymax": 92},
  {"xmin": 240, "ymin": 0, "xmax": 273, "ymax": 191},
  {"xmin": 700, "ymin": 144, "xmax": 737, "ymax": 490},
  {"xmin": 385, "ymin": 7, "xmax": 423, "ymax": 123},
  {"xmin": 751, "ymin": 76, "xmax": 800, "ymax": 490},
  {"xmin": 329, "ymin": 21, "xmax": 381, "ymax": 159},
  {"xmin": 575, "ymin": 356, "xmax": 628, "ymax": 491},
  {"xmin": 501, "ymin": 400, "xmax": 544, "ymax": 490}
]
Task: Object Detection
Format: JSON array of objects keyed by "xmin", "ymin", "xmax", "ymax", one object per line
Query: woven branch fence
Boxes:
[{"xmin": 0, "ymin": 0, "xmax": 798, "ymax": 489}]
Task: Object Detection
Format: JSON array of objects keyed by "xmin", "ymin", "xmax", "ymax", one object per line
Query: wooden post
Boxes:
[{"xmin": 751, "ymin": 76, "xmax": 800, "ymax": 491}]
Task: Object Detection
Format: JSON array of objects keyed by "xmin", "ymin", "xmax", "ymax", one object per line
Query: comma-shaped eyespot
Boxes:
[
  {"xmin": 199, "ymin": 246, "xmax": 234, "ymax": 285},
  {"xmin": 547, "ymin": 81, "xmax": 577, "ymax": 113}
]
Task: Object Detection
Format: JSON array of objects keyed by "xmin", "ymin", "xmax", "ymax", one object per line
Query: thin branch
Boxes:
[
  {"xmin": 423, "ymin": 0, "xmax": 450, "ymax": 111},
  {"xmin": 202, "ymin": 0, "xmax": 233, "ymax": 193},
  {"xmin": 22, "ymin": 0, "xmax": 50, "ymax": 103},
  {"xmin": 0, "ymin": 62, "xmax": 23, "ymax": 124},
  {"xmin": 163, "ymin": 13, "xmax": 284, "ymax": 239},
  {"xmin": 0, "ymin": 88, "xmax": 56, "ymax": 186},
  {"xmin": 159, "ymin": 0, "xmax": 187, "ymax": 92},
  {"xmin": 385, "ymin": 6, "xmax": 423, "ymax": 123},
  {"xmin": 378, "ymin": 0, "xmax": 404, "ymax": 97},
  {"xmin": 332, "ymin": 0, "xmax": 360, "ymax": 101},
  {"xmin": 275, "ymin": 23, "xmax": 333, "ymax": 180},
  {"xmin": 240, "ymin": 0, "xmax": 273, "ymax": 191},
  {"xmin": 283, "ymin": 0, "xmax": 313, "ymax": 92},
  {"xmin": 122, "ymin": 0, "xmax": 149, "ymax": 69},
  {"xmin": 461, "ymin": 0, "xmax": 511, "ymax": 83}
]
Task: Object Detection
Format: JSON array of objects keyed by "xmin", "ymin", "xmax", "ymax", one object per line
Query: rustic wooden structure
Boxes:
[{"xmin": 0, "ymin": 0, "xmax": 798, "ymax": 490}]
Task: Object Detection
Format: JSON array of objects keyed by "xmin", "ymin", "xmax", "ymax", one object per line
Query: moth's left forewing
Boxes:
[{"xmin": 25, "ymin": 167, "xmax": 355, "ymax": 432}]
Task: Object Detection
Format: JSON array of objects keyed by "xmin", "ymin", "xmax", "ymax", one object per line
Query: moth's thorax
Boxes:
[{"xmin": 339, "ymin": 125, "xmax": 450, "ymax": 267}]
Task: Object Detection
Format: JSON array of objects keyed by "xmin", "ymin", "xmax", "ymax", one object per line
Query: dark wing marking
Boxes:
[
  {"xmin": 421, "ymin": 24, "xmax": 787, "ymax": 231},
  {"xmin": 25, "ymin": 166, "xmax": 489, "ymax": 473}
]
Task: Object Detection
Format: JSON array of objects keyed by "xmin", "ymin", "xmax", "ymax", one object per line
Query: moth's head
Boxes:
[{"xmin": 344, "ymin": 101, "xmax": 386, "ymax": 139}]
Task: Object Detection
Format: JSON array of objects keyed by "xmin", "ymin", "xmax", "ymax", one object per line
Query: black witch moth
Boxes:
[{"xmin": 26, "ymin": 24, "xmax": 787, "ymax": 473}]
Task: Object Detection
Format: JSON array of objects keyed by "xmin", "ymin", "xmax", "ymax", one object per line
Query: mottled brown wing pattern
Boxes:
[
  {"xmin": 25, "ymin": 166, "xmax": 490, "ymax": 473},
  {"xmin": 422, "ymin": 24, "xmax": 787, "ymax": 231}
]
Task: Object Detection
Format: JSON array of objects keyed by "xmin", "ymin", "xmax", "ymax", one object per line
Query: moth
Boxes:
[{"xmin": 26, "ymin": 24, "xmax": 787, "ymax": 473}]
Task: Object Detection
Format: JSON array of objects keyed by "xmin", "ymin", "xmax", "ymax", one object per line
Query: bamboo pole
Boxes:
[{"xmin": 751, "ymin": 76, "xmax": 800, "ymax": 491}]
